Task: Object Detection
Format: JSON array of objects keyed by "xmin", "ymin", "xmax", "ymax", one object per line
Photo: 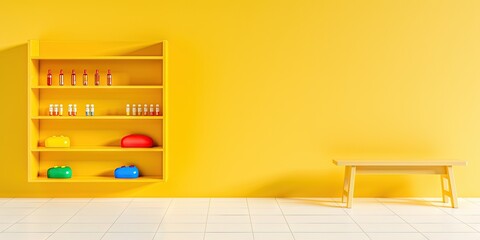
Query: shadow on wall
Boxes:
[
  {"xmin": 0, "ymin": 44, "xmax": 28, "ymax": 183},
  {"xmin": 245, "ymin": 170, "xmax": 419, "ymax": 198},
  {"xmin": 244, "ymin": 170, "xmax": 340, "ymax": 197}
]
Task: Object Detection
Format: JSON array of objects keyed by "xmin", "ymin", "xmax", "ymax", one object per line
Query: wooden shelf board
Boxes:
[
  {"xmin": 32, "ymin": 146, "xmax": 163, "ymax": 152},
  {"xmin": 30, "ymin": 176, "xmax": 164, "ymax": 183},
  {"xmin": 333, "ymin": 159, "xmax": 467, "ymax": 166},
  {"xmin": 31, "ymin": 86, "xmax": 163, "ymax": 89},
  {"xmin": 31, "ymin": 116, "xmax": 163, "ymax": 120},
  {"xmin": 30, "ymin": 56, "xmax": 163, "ymax": 60}
]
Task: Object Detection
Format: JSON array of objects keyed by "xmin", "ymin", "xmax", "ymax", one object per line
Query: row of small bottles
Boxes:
[
  {"xmin": 126, "ymin": 104, "xmax": 160, "ymax": 116},
  {"xmin": 48, "ymin": 104, "xmax": 161, "ymax": 116},
  {"xmin": 47, "ymin": 69, "xmax": 112, "ymax": 86},
  {"xmin": 48, "ymin": 104, "xmax": 66, "ymax": 116},
  {"xmin": 48, "ymin": 104, "xmax": 94, "ymax": 116}
]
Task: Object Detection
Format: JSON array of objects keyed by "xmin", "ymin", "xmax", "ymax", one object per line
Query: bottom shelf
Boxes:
[{"xmin": 30, "ymin": 176, "xmax": 164, "ymax": 183}]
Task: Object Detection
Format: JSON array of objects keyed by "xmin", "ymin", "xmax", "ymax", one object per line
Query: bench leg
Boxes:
[
  {"xmin": 342, "ymin": 166, "xmax": 351, "ymax": 203},
  {"xmin": 446, "ymin": 166, "xmax": 458, "ymax": 208},
  {"xmin": 440, "ymin": 175, "xmax": 449, "ymax": 203},
  {"xmin": 346, "ymin": 166, "xmax": 356, "ymax": 208}
]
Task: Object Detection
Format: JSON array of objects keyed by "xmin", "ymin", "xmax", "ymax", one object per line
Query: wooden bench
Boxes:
[{"xmin": 333, "ymin": 160, "xmax": 467, "ymax": 208}]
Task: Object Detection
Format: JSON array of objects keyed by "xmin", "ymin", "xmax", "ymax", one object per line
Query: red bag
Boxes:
[{"xmin": 121, "ymin": 134, "xmax": 154, "ymax": 148}]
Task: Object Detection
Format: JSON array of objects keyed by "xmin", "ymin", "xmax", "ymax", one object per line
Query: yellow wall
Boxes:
[{"xmin": 1, "ymin": 0, "xmax": 480, "ymax": 197}]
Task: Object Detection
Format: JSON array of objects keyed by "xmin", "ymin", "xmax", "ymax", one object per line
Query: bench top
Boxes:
[{"xmin": 333, "ymin": 159, "xmax": 467, "ymax": 167}]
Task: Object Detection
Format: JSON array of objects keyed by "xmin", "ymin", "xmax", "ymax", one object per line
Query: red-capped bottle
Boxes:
[
  {"xmin": 107, "ymin": 69, "xmax": 112, "ymax": 86},
  {"xmin": 149, "ymin": 104, "xmax": 154, "ymax": 116},
  {"xmin": 47, "ymin": 69, "xmax": 53, "ymax": 86},
  {"xmin": 82, "ymin": 69, "xmax": 88, "ymax": 86},
  {"xmin": 155, "ymin": 104, "xmax": 160, "ymax": 116},
  {"xmin": 143, "ymin": 104, "xmax": 148, "ymax": 116},
  {"xmin": 73, "ymin": 104, "xmax": 77, "ymax": 116},
  {"xmin": 59, "ymin": 69, "xmax": 64, "ymax": 86},
  {"xmin": 95, "ymin": 69, "xmax": 100, "ymax": 86},
  {"xmin": 71, "ymin": 70, "xmax": 76, "ymax": 86}
]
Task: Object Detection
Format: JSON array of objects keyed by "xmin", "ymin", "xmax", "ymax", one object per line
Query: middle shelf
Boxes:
[
  {"xmin": 31, "ymin": 118, "xmax": 163, "ymax": 147},
  {"xmin": 32, "ymin": 87, "xmax": 163, "ymax": 117},
  {"xmin": 32, "ymin": 146, "xmax": 163, "ymax": 152}
]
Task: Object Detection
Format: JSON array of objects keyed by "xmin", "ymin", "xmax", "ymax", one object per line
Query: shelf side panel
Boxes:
[
  {"xmin": 28, "ymin": 152, "xmax": 40, "ymax": 181},
  {"xmin": 163, "ymin": 40, "xmax": 168, "ymax": 181},
  {"xmin": 28, "ymin": 40, "xmax": 40, "ymax": 182},
  {"xmin": 29, "ymin": 40, "xmax": 40, "ymax": 58},
  {"xmin": 29, "ymin": 89, "xmax": 40, "ymax": 118}
]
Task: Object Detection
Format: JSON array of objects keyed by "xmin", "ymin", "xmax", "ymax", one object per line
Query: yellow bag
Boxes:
[{"xmin": 45, "ymin": 136, "xmax": 70, "ymax": 148}]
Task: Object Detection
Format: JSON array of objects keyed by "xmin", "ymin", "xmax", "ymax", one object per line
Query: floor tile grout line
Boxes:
[
  {"xmin": 465, "ymin": 223, "xmax": 480, "ymax": 233},
  {"xmin": 45, "ymin": 197, "xmax": 94, "ymax": 240},
  {"xmin": 0, "ymin": 198, "xmax": 56, "ymax": 240},
  {"xmin": 469, "ymin": 200, "xmax": 480, "ymax": 209},
  {"xmin": 149, "ymin": 198, "xmax": 173, "ymax": 240},
  {"xmin": 98, "ymin": 198, "xmax": 134, "ymax": 240},
  {"xmin": 437, "ymin": 200, "xmax": 456, "ymax": 216},
  {"xmin": 0, "ymin": 222, "xmax": 13, "ymax": 233},
  {"xmin": 439, "ymin": 198, "xmax": 480, "ymax": 234},
  {"xmin": 425, "ymin": 198, "xmax": 480, "ymax": 234},
  {"xmin": 275, "ymin": 197, "xmax": 297, "ymax": 240},
  {"xmin": 0, "ymin": 198, "xmax": 13, "ymax": 206},
  {"xmin": 1, "ymin": 197, "xmax": 53, "ymax": 235},
  {"xmin": 439, "ymin": 198, "xmax": 480, "ymax": 232},
  {"xmin": 343, "ymin": 198, "xmax": 373, "ymax": 240},
  {"xmin": 380, "ymin": 200, "xmax": 431, "ymax": 240},
  {"xmin": 203, "ymin": 198, "xmax": 211, "ymax": 240},
  {"xmin": 245, "ymin": 198, "xmax": 256, "ymax": 240},
  {"xmin": 463, "ymin": 198, "xmax": 480, "ymax": 206}
]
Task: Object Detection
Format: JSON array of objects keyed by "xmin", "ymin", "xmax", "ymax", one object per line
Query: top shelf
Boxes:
[
  {"xmin": 30, "ymin": 56, "xmax": 163, "ymax": 60},
  {"xmin": 28, "ymin": 40, "xmax": 165, "ymax": 59}
]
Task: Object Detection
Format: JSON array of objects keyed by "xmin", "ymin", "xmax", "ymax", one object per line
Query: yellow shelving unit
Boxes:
[{"xmin": 27, "ymin": 40, "xmax": 167, "ymax": 183}]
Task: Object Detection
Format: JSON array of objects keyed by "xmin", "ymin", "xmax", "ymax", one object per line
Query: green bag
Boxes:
[{"xmin": 47, "ymin": 166, "xmax": 72, "ymax": 179}]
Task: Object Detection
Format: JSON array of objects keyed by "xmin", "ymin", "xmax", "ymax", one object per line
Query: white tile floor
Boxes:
[{"xmin": 0, "ymin": 198, "xmax": 480, "ymax": 239}]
